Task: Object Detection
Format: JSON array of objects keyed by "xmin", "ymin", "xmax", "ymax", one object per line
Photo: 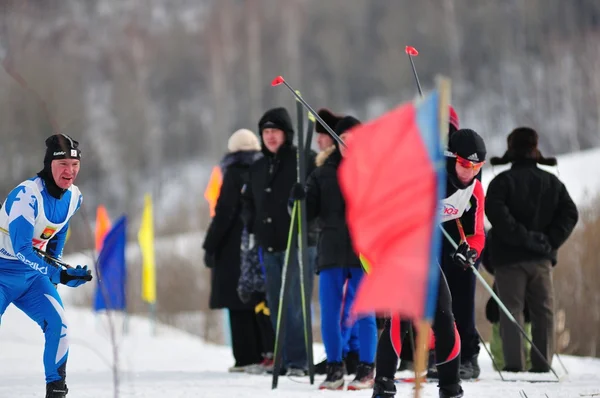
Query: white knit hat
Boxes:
[{"xmin": 228, "ymin": 129, "xmax": 261, "ymax": 152}]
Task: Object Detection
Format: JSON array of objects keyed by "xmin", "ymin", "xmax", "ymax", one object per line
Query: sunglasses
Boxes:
[{"xmin": 445, "ymin": 151, "xmax": 485, "ymax": 172}]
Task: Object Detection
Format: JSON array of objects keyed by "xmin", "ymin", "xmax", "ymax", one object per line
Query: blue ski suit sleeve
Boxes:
[{"xmin": 4, "ymin": 185, "xmax": 50, "ymax": 274}]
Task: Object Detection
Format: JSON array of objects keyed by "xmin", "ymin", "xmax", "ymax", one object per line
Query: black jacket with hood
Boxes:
[{"xmin": 243, "ymin": 107, "xmax": 317, "ymax": 253}]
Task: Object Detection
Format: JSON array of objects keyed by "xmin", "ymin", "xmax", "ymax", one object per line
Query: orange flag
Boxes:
[
  {"xmin": 95, "ymin": 205, "xmax": 112, "ymax": 252},
  {"xmin": 204, "ymin": 166, "xmax": 223, "ymax": 217}
]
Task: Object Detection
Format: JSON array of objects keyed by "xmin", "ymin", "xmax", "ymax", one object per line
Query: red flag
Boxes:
[{"xmin": 338, "ymin": 87, "xmax": 447, "ymax": 322}]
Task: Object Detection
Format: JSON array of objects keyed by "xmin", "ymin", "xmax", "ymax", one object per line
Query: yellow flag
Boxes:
[{"xmin": 138, "ymin": 193, "xmax": 156, "ymax": 304}]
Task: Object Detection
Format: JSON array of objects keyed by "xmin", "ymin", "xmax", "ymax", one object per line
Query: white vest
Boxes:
[
  {"xmin": 0, "ymin": 178, "xmax": 81, "ymax": 259},
  {"xmin": 438, "ymin": 180, "xmax": 476, "ymax": 223}
]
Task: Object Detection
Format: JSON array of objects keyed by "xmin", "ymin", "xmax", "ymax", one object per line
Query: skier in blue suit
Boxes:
[{"xmin": 0, "ymin": 134, "xmax": 92, "ymax": 398}]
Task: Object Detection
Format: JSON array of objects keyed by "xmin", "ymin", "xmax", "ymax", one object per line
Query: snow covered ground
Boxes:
[{"xmin": 1, "ymin": 304, "xmax": 599, "ymax": 398}]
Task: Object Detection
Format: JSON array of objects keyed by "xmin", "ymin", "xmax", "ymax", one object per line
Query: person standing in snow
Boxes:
[
  {"xmin": 485, "ymin": 127, "xmax": 578, "ymax": 373},
  {"xmin": 202, "ymin": 129, "xmax": 274, "ymax": 372},
  {"xmin": 0, "ymin": 134, "xmax": 92, "ymax": 398},
  {"xmin": 242, "ymin": 107, "xmax": 317, "ymax": 376},
  {"xmin": 290, "ymin": 115, "xmax": 377, "ymax": 390},
  {"xmin": 311, "ymin": 108, "xmax": 360, "ymax": 377},
  {"xmin": 373, "ymin": 128, "xmax": 487, "ymax": 398}
]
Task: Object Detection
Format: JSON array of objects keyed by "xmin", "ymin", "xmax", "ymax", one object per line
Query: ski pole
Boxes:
[
  {"xmin": 271, "ymin": 76, "xmax": 346, "ymax": 148},
  {"xmin": 475, "ymin": 327, "xmax": 505, "ymax": 381},
  {"xmin": 405, "ymin": 46, "xmax": 423, "ymax": 97},
  {"xmin": 439, "ymin": 224, "xmax": 562, "ymax": 381},
  {"xmin": 454, "ymin": 219, "xmax": 569, "ymax": 376},
  {"xmin": 294, "ymin": 91, "xmax": 315, "ymax": 384},
  {"xmin": 272, "ymin": 201, "xmax": 299, "ymax": 389}
]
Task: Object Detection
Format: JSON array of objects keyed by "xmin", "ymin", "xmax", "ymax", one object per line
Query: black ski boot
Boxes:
[
  {"xmin": 318, "ymin": 362, "xmax": 346, "ymax": 390},
  {"xmin": 459, "ymin": 360, "xmax": 473, "ymax": 380},
  {"xmin": 469, "ymin": 355, "xmax": 480, "ymax": 378},
  {"xmin": 348, "ymin": 362, "xmax": 375, "ymax": 390},
  {"xmin": 46, "ymin": 380, "xmax": 68, "ymax": 398},
  {"xmin": 314, "ymin": 358, "xmax": 328, "ymax": 375},
  {"xmin": 439, "ymin": 383, "xmax": 464, "ymax": 398},
  {"xmin": 372, "ymin": 376, "xmax": 396, "ymax": 397}
]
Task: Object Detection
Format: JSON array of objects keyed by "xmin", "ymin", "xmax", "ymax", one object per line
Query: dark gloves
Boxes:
[
  {"xmin": 452, "ymin": 242, "xmax": 478, "ymax": 270},
  {"xmin": 289, "ymin": 183, "xmax": 306, "ymax": 201},
  {"xmin": 204, "ymin": 251, "xmax": 216, "ymax": 268},
  {"xmin": 525, "ymin": 231, "xmax": 552, "ymax": 255},
  {"xmin": 49, "ymin": 265, "xmax": 92, "ymax": 287}
]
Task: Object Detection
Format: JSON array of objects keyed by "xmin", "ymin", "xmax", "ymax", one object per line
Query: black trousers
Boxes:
[
  {"xmin": 375, "ymin": 272, "xmax": 460, "ymax": 387},
  {"xmin": 442, "ymin": 260, "xmax": 480, "ymax": 360},
  {"xmin": 229, "ymin": 302, "xmax": 275, "ymax": 366}
]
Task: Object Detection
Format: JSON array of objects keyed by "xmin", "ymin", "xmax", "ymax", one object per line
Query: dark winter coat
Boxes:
[
  {"xmin": 485, "ymin": 159, "xmax": 578, "ymax": 268},
  {"xmin": 243, "ymin": 142, "xmax": 317, "ymax": 254},
  {"xmin": 304, "ymin": 148, "xmax": 361, "ymax": 272},
  {"xmin": 203, "ymin": 151, "xmax": 261, "ymax": 310}
]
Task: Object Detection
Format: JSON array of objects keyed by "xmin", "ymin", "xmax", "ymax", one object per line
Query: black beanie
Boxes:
[
  {"xmin": 448, "ymin": 128, "xmax": 486, "ymax": 163},
  {"xmin": 43, "ymin": 133, "xmax": 82, "ymax": 169},
  {"xmin": 316, "ymin": 108, "xmax": 343, "ymax": 135},
  {"xmin": 446, "ymin": 128, "xmax": 486, "ymax": 190},
  {"xmin": 333, "ymin": 116, "xmax": 360, "ymax": 148}
]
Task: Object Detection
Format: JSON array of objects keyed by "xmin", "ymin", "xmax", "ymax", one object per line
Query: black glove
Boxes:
[
  {"xmin": 204, "ymin": 251, "xmax": 216, "ymax": 268},
  {"xmin": 525, "ymin": 231, "xmax": 552, "ymax": 255},
  {"xmin": 452, "ymin": 242, "xmax": 477, "ymax": 270},
  {"xmin": 289, "ymin": 183, "xmax": 306, "ymax": 201}
]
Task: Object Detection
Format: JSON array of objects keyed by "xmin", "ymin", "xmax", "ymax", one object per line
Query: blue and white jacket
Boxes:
[{"xmin": 0, "ymin": 176, "xmax": 82, "ymax": 275}]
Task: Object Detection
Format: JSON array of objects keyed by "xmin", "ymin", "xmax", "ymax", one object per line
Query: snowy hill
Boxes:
[{"xmin": 1, "ymin": 304, "xmax": 599, "ymax": 397}]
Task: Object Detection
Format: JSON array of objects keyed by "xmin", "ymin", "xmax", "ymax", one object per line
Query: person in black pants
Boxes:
[
  {"xmin": 372, "ymin": 128, "xmax": 487, "ymax": 398},
  {"xmin": 203, "ymin": 128, "xmax": 268, "ymax": 372}
]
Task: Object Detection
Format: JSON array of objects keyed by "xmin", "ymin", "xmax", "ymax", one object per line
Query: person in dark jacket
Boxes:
[
  {"xmin": 242, "ymin": 107, "xmax": 317, "ymax": 376},
  {"xmin": 202, "ymin": 128, "xmax": 270, "ymax": 372},
  {"xmin": 485, "ymin": 126, "xmax": 578, "ymax": 373},
  {"xmin": 291, "ymin": 116, "xmax": 377, "ymax": 391},
  {"xmin": 311, "ymin": 109, "xmax": 360, "ymax": 377}
]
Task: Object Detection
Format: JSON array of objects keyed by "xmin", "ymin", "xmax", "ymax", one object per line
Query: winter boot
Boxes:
[
  {"xmin": 459, "ymin": 359, "xmax": 473, "ymax": 380},
  {"xmin": 470, "ymin": 355, "xmax": 480, "ymax": 378},
  {"xmin": 439, "ymin": 383, "xmax": 464, "ymax": 398},
  {"xmin": 344, "ymin": 351, "xmax": 359, "ymax": 375},
  {"xmin": 348, "ymin": 362, "xmax": 375, "ymax": 390},
  {"xmin": 319, "ymin": 362, "xmax": 345, "ymax": 390},
  {"xmin": 46, "ymin": 380, "xmax": 68, "ymax": 398},
  {"xmin": 372, "ymin": 376, "xmax": 396, "ymax": 397}
]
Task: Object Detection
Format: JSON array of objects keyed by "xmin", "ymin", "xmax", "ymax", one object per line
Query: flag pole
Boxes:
[{"xmin": 412, "ymin": 75, "xmax": 453, "ymax": 398}]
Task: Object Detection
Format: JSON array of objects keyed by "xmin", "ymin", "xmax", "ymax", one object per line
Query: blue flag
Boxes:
[{"xmin": 94, "ymin": 215, "xmax": 127, "ymax": 311}]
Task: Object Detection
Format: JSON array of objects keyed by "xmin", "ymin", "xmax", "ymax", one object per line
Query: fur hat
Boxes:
[
  {"xmin": 490, "ymin": 127, "xmax": 557, "ymax": 166},
  {"xmin": 316, "ymin": 108, "xmax": 343, "ymax": 135},
  {"xmin": 228, "ymin": 129, "xmax": 261, "ymax": 153}
]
